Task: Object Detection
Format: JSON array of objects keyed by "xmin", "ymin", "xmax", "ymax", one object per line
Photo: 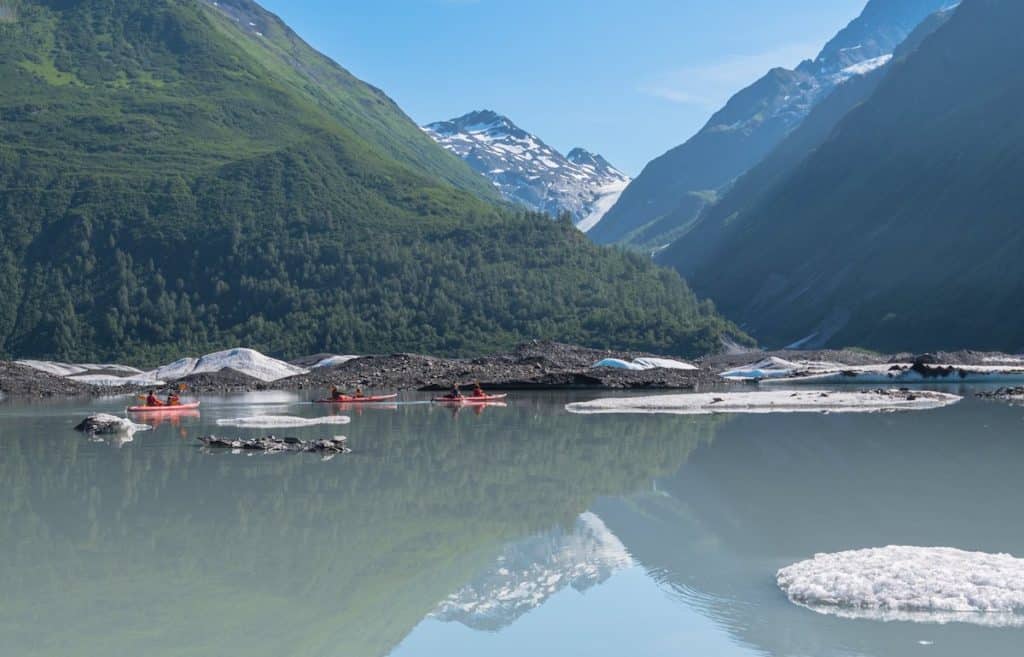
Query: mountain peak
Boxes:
[{"xmin": 424, "ymin": 112, "xmax": 629, "ymax": 231}]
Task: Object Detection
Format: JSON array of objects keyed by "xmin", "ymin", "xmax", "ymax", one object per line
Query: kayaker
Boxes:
[
  {"xmin": 167, "ymin": 392, "xmax": 181, "ymax": 407},
  {"xmin": 330, "ymin": 385, "xmax": 343, "ymax": 401},
  {"xmin": 447, "ymin": 384, "xmax": 464, "ymax": 400},
  {"xmin": 472, "ymin": 382, "xmax": 486, "ymax": 398},
  {"xmin": 354, "ymin": 387, "xmax": 365, "ymax": 399},
  {"xmin": 146, "ymin": 391, "xmax": 163, "ymax": 407}
]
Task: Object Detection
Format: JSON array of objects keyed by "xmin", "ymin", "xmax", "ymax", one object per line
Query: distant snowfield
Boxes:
[
  {"xmin": 565, "ymin": 389, "xmax": 961, "ymax": 415},
  {"xmin": 778, "ymin": 546, "xmax": 1024, "ymax": 627},
  {"xmin": 215, "ymin": 415, "xmax": 352, "ymax": 428},
  {"xmin": 577, "ymin": 178, "xmax": 629, "ymax": 233},
  {"xmin": 17, "ymin": 348, "xmax": 358, "ymax": 387}
]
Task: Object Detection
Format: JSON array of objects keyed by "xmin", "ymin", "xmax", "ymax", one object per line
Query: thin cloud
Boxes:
[{"xmin": 641, "ymin": 40, "xmax": 822, "ymax": 109}]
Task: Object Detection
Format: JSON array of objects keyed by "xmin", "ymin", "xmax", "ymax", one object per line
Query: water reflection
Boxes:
[
  {"xmin": 0, "ymin": 394, "xmax": 716, "ymax": 657},
  {"xmin": 595, "ymin": 398, "xmax": 1024, "ymax": 656},
  {"xmin": 432, "ymin": 512, "xmax": 633, "ymax": 631}
]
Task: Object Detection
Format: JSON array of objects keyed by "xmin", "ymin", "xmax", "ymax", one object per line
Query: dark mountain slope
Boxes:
[
  {"xmin": 0, "ymin": 0, "xmax": 747, "ymax": 363},
  {"xmin": 662, "ymin": 5, "xmax": 955, "ymax": 280},
  {"xmin": 671, "ymin": 0, "xmax": 1024, "ymax": 351},
  {"xmin": 589, "ymin": 0, "xmax": 953, "ymax": 250}
]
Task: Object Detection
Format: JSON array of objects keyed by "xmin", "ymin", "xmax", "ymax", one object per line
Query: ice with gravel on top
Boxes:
[
  {"xmin": 777, "ymin": 546, "xmax": 1024, "ymax": 627},
  {"xmin": 564, "ymin": 390, "xmax": 961, "ymax": 415},
  {"xmin": 215, "ymin": 415, "xmax": 352, "ymax": 428}
]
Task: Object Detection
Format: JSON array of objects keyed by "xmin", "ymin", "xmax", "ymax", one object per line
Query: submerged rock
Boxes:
[
  {"xmin": 74, "ymin": 414, "xmax": 151, "ymax": 436},
  {"xmin": 196, "ymin": 435, "xmax": 350, "ymax": 455}
]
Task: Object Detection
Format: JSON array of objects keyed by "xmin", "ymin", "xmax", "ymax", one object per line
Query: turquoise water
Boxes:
[{"xmin": 1, "ymin": 390, "xmax": 1023, "ymax": 656}]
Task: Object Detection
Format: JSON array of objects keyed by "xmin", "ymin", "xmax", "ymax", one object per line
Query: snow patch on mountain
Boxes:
[{"xmin": 424, "ymin": 111, "xmax": 630, "ymax": 231}]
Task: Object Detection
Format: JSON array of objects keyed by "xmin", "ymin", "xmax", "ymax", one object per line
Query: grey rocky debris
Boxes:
[{"xmin": 196, "ymin": 435, "xmax": 350, "ymax": 454}]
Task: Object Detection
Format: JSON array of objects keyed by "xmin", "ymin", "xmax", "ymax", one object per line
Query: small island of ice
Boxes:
[
  {"xmin": 215, "ymin": 415, "xmax": 352, "ymax": 429},
  {"xmin": 565, "ymin": 389, "xmax": 961, "ymax": 416},
  {"xmin": 777, "ymin": 546, "xmax": 1024, "ymax": 627}
]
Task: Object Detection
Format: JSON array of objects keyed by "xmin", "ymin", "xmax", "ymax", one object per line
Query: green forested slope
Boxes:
[{"xmin": 0, "ymin": 0, "xmax": 746, "ymax": 363}]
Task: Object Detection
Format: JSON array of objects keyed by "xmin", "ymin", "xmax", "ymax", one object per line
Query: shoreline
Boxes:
[{"xmin": 3, "ymin": 342, "xmax": 1024, "ymax": 399}]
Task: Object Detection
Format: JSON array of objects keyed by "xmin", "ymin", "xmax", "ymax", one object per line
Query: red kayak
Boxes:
[
  {"xmin": 127, "ymin": 402, "xmax": 201, "ymax": 413},
  {"xmin": 315, "ymin": 394, "xmax": 399, "ymax": 404},
  {"xmin": 432, "ymin": 393, "xmax": 508, "ymax": 404}
]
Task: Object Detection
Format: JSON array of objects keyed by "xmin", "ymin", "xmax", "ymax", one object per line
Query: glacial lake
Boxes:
[{"xmin": 2, "ymin": 388, "xmax": 1023, "ymax": 657}]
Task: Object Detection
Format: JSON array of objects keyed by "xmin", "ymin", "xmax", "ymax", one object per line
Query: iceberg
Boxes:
[
  {"xmin": 778, "ymin": 546, "xmax": 1024, "ymax": 627},
  {"xmin": 215, "ymin": 415, "xmax": 351, "ymax": 429},
  {"xmin": 565, "ymin": 389, "xmax": 961, "ymax": 416}
]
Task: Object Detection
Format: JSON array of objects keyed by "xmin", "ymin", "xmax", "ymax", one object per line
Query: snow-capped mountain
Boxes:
[
  {"xmin": 424, "ymin": 111, "xmax": 630, "ymax": 231},
  {"xmin": 590, "ymin": 0, "xmax": 958, "ymax": 248},
  {"xmin": 432, "ymin": 512, "xmax": 633, "ymax": 630}
]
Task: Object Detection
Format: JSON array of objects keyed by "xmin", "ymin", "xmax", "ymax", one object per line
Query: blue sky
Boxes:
[{"xmin": 259, "ymin": 0, "xmax": 866, "ymax": 175}]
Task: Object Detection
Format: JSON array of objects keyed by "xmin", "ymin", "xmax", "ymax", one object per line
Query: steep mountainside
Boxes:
[
  {"xmin": 663, "ymin": 5, "xmax": 956, "ymax": 280},
  {"xmin": 666, "ymin": 0, "xmax": 1024, "ymax": 352},
  {"xmin": 589, "ymin": 0, "xmax": 955, "ymax": 249},
  {"xmin": 424, "ymin": 110, "xmax": 630, "ymax": 230},
  {"xmin": 0, "ymin": 0, "xmax": 745, "ymax": 363}
]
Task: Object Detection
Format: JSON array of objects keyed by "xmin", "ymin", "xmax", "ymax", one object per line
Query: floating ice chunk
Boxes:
[
  {"xmin": 777, "ymin": 546, "xmax": 1024, "ymax": 627},
  {"xmin": 74, "ymin": 414, "xmax": 152, "ymax": 436},
  {"xmin": 565, "ymin": 389, "xmax": 961, "ymax": 416},
  {"xmin": 215, "ymin": 415, "xmax": 351, "ymax": 428}
]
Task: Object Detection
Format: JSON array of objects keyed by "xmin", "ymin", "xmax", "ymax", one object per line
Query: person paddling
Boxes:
[
  {"xmin": 472, "ymin": 382, "xmax": 487, "ymax": 398},
  {"xmin": 353, "ymin": 387, "xmax": 365, "ymax": 399},
  {"xmin": 447, "ymin": 384, "xmax": 464, "ymax": 400},
  {"xmin": 146, "ymin": 390, "xmax": 163, "ymax": 407},
  {"xmin": 166, "ymin": 391, "xmax": 181, "ymax": 407},
  {"xmin": 330, "ymin": 385, "xmax": 343, "ymax": 401}
]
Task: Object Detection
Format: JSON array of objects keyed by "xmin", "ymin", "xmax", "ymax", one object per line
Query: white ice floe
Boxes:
[
  {"xmin": 215, "ymin": 415, "xmax": 351, "ymax": 428},
  {"xmin": 311, "ymin": 355, "xmax": 361, "ymax": 369},
  {"xmin": 777, "ymin": 546, "xmax": 1024, "ymax": 627},
  {"xmin": 592, "ymin": 357, "xmax": 698, "ymax": 372},
  {"xmin": 565, "ymin": 389, "xmax": 961, "ymax": 416}
]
